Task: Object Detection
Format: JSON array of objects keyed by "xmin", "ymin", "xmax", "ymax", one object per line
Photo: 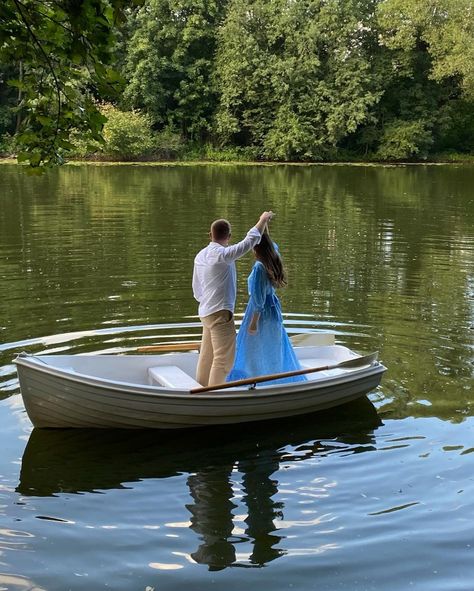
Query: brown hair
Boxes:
[
  {"xmin": 210, "ymin": 219, "xmax": 231, "ymax": 242},
  {"xmin": 254, "ymin": 230, "xmax": 287, "ymax": 288}
]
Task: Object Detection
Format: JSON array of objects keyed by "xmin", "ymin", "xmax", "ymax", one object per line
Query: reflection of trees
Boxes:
[{"xmin": 1, "ymin": 163, "xmax": 473, "ymax": 415}]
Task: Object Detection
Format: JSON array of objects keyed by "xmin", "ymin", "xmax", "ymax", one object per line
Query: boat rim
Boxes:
[{"xmin": 14, "ymin": 352, "xmax": 387, "ymax": 399}]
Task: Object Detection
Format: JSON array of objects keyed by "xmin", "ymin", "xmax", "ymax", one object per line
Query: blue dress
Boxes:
[{"xmin": 227, "ymin": 261, "xmax": 307, "ymax": 386}]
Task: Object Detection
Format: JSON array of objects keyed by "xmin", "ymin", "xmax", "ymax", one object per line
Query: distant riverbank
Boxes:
[{"xmin": 1, "ymin": 152, "xmax": 474, "ymax": 168}]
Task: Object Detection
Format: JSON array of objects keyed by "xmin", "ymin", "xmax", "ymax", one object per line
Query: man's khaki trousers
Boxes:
[{"xmin": 196, "ymin": 310, "xmax": 236, "ymax": 387}]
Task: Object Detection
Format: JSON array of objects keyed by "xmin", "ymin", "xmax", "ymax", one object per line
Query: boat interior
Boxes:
[{"xmin": 28, "ymin": 345, "xmax": 362, "ymax": 389}]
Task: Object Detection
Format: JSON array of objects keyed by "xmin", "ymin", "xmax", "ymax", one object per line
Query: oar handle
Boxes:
[
  {"xmin": 137, "ymin": 342, "xmax": 201, "ymax": 352},
  {"xmin": 190, "ymin": 352, "xmax": 378, "ymax": 394},
  {"xmin": 191, "ymin": 364, "xmax": 331, "ymax": 393}
]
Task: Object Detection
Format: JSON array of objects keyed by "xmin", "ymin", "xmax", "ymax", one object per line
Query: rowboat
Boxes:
[{"xmin": 14, "ymin": 334, "xmax": 386, "ymax": 429}]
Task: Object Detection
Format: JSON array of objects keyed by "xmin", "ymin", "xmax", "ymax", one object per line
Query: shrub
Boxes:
[
  {"xmin": 101, "ymin": 104, "xmax": 155, "ymax": 159},
  {"xmin": 436, "ymin": 100, "xmax": 474, "ymax": 153},
  {"xmin": 69, "ymin": 133, "xmax": 102, "ymax": 158},
  {"xmin": 376, "ymin": 119, "xmax": 433, "ymax": 160},
  {"xmin": 0, "ymin": 133, "xmax": 15, "ymax": 156},
  {"xmin": 182, "ymin": 143, "xmax": 260, "ymax": 161},
  {"xmin": 154, "ymin": 127, "xmax": 184, "ymax": 159}
]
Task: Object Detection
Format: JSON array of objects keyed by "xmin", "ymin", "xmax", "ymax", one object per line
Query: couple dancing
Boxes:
[{"xmin": 192, "ymin": 211, "xmax": 306, "ymax": 388}]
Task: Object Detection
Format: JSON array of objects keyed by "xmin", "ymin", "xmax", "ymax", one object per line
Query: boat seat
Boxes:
[{"xmin": 148, "ymin": 365, "xmax": 201, "ymax": 390}]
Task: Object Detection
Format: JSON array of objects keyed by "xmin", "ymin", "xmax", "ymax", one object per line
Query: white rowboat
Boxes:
[{"xmin": 15, "ymin": 335, "xmax": 386, "ymax": 429}]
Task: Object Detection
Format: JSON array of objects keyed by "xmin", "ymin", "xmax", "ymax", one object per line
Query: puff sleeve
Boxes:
[{"xmin": 248, "ymin": 263, "xmax": 268, "ymax": 311}]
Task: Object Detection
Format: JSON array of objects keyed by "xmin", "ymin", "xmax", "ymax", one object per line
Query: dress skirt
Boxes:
[{"xmin": 227, "ymin": 262, "xmax": 306, "ymax": 386}]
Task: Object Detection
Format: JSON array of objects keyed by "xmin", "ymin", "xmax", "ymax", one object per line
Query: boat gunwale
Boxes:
[{"xmin": 14, "ymin": 353, "xmax": 387, "ymax": 400}]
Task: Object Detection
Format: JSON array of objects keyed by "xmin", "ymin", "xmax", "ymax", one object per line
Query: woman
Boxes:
[{"xmin": 227, "ymin": 229, "xmax": 306, "ymax": 385}]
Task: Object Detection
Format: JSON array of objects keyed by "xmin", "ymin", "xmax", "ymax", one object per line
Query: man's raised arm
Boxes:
[{"xmin": 220, "ymin": 211, "xmax": 274, "ymax": 262}]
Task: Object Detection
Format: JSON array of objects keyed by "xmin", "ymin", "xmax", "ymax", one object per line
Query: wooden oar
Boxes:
[
  {"xmin": 137, "ymin": 342, "xmax": 201, "ymax": 352},
  {"xmin": 190, "ymin": 352, "xmax": 379, "ymax": 394},
  {"xmin": 137, "ymin": 332, "xmax": 335, "ymax": 353}
]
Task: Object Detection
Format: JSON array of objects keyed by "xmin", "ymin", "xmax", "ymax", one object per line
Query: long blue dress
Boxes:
[{"xmin": 227, "ymin": 261, "xmax": 307, "ymax": 386}]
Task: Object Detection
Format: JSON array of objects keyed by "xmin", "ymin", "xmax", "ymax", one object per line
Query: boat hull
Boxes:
[{"xmin": 16, "ymin": 354, "xmax": 386, "ymax": 429}]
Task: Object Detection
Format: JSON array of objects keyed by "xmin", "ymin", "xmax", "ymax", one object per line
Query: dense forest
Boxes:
[{"xmin": 1, "ymin": 0, "xmax": 474, "ymax": 166}]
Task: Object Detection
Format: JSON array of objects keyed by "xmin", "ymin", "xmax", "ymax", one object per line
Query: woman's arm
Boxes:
[{"xmin": 248, "ymin": 312, "xmax": 260, "ymax": 334}]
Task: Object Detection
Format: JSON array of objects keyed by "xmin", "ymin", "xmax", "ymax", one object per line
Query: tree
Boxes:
[
  {"xmin": 366, "ymin": 0, "xmax": 474, "ymax": 158},
  {"xmin": 0, "ymin": 64, "xmax": 17, "ymax": 153},
  {"xmin": 215, "ymin": 0, "xmax": 381, "ymax": 160},
  {"xmin": 377, "ymin": 0, "xmax": 474, "ymax": 98},
  {"xmin": 123, "ymin": 0, "xmax": 227, "ymax": 140},
  {"xmin": 0, "ymin": 0, "xmax": 143, "ymax": 169}
]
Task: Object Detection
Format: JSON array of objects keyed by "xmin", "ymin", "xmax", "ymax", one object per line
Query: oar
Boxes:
[
  {"xmin": 137, "ymin": 332, "xmax": 335, "ymax": 353},
  {"xmin": 137, "ymin": 342, "xmax": 201, "ymax": 352},
  {"xmin": 190, "ymin": 352, "xmax": 379, "ymax": 394}
]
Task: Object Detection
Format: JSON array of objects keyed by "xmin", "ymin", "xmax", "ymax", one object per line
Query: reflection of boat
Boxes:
[
  {"xmin": 17, "ymin": 398, "xmax": 381, "ymax": 571},
  {"xmin": 14, "ymin": 342, "xmax": 386, "ymax": 429},
  {"xmin": 17, "ymin": 397, "xmax": 381, "ymax": 497}
]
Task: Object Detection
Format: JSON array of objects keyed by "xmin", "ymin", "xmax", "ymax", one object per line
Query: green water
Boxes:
[{"xmin": 0, "ymin": 163, "xmax": 473, "ymax": 590}]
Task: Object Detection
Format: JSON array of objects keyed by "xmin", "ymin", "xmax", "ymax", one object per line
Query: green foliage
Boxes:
[
  {"xmin": 0, "ymin": 0, "xmax": 144, "ymax": 169},
  {"xmin": 377, "ymin": 0, "xmax": 474, "ymax": 97},
  {"xmin": 436, "ymin": 100, "xmax": 474, "ymax": 153},
  {"xmin": 215, "ymin": 0, "xmax": 381, "ymax": 160},
  {"xmin": 100, "ymin": 104, "xmax": 155, "ymax": 158},
  {"xmin": 0, "ymin": 133, "xmax": 15, "ymax": 156},
  {"xmin": 182, "ymin": 143, "xmax": 259, "ymax": 161},
  {"xmin": 0, "ymin": 66, "xmax": 16, "ymax": 136},
  {"xmin": 123, "ymin": 0, "xmax": 226, "ymax": 139},
  {"xmin": 70, "ymin": 105, "xmax": 155, "ymax": 159},
  {"xmin": 0, "ymin": 106, "xmax": 14, "ymax": 135},
  {"xmin": 1, "ymin": 0, "xmax": 473, "ymax": 165},
  {"xmin": 376, "ymin": 119, "xmax": 433, "ymax": 160},
  {"xmin": 153, "ymin": 128, "xmax": 185, "ymax": 159}
]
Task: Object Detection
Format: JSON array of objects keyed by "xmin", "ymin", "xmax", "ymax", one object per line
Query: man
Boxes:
[{"xmin": 192, "ymin": 211, "xmax": 274, "ymax": 386}]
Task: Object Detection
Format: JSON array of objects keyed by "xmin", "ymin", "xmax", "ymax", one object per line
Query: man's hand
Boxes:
[{"xmin": 260, "ymin": 211, "xmax": 274, "ymax": 223}]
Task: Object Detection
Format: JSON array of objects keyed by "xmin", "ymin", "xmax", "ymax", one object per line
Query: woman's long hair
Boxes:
[{"xmin": 254, "ymin": 229, "xmax": 287, "ymax": 288}]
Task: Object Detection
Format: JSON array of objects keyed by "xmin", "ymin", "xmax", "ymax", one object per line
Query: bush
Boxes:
[
  {"xmin": 0, "ymin": 105, "xmax": 14, "ymax": 135},
  {"xmin": 182, "ymin": 143, "xmax": 260, "ymax": 162},
  {"xmin": 69, "ymin": 133, "xmax": 102, "ymax": 158},
  {"xmin": 101, "ymin": 104, "xmax": 155, "ymax": 159},
  {"xmin": 436, "ymin": 100, "xmax": 474, "ymax": 153},
  {"xmin": 376, "ymin": 119, "xmax": 433, "ymax": 160},
  {"xmin": 154, "ymin": 128, "xmax": 184, "ymax": 159},
  {"xmin": 0, "ymin": 133, "xmax": 15, "ymax": 156}
]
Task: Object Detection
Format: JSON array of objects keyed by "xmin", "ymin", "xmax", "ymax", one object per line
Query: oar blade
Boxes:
[
  {"xmin": 338, "ymin": 352, "xmax": 378, "ymax": 369},
  {"xmin": 290, "ymin": 332, "xmax": 335, "ymax": 347}
]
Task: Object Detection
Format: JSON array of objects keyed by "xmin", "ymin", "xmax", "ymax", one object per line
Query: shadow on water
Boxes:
[{"xmin": 17, "ymin": 396, "xmax": 381, "ymax": 571}]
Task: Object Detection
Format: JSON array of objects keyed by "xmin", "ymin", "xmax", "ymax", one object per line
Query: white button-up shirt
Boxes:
[{"xmin": 192, "ymin": 227, "xmax": 262, "ymax": 318}]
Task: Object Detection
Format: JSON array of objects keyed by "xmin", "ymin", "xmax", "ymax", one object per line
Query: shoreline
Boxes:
[{"xmin": 1, "ymin": 156, "xmax": 473, "ymax": 168}]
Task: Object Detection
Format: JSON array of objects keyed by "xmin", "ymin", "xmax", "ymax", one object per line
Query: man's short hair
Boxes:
[{"xmin": 211, "ymin": 219, "xmax": 231, "ymax": 241}]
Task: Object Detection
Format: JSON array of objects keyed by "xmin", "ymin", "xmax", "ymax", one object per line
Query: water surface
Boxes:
[{"xmin": 0, "ymin": 163, "xmax": 473, "ymax": 590}]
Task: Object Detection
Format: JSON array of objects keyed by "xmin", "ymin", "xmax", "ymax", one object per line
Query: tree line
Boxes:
[{"xmin": 1, "ymin": 0, "xmax": 473, "ymax": 167}]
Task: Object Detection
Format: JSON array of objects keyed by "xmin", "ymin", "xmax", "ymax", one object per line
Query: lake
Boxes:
[{"xmin": 0, "ymin": 162, "xmax": 473, "ymax": 591}]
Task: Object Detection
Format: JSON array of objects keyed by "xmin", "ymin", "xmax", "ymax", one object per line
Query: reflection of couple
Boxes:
[
  {"xmin": 187, "ymin": 452, "xmax": 283, "ymax": 570},
  {"xmin": 192, "ymin": 212, "xmax": 306, "ymax": 387}
]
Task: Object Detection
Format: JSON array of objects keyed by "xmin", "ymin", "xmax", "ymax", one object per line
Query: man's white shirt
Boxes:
[{"xmin": 192, "ymin": 227, "xmax": 262, "ymax": 318}]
